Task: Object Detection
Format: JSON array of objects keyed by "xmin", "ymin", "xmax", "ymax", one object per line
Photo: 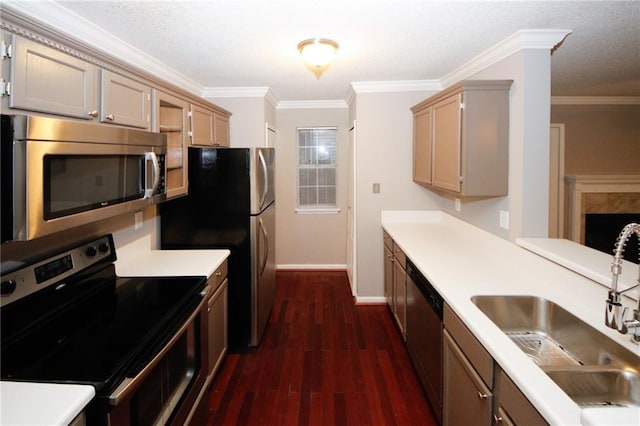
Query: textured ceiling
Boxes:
[{"xmin": 49, "ymin": 1, "xmax": 640, "ymax": 100}]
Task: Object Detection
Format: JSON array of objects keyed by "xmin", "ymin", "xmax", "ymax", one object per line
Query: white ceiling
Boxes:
[{"xmin": 25, "ymin": 1, "xmax": 640, "ymax": 101}]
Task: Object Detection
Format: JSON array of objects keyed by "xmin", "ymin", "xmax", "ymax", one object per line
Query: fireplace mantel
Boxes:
[{"xmin": 565, "ymin": 175, "xmax": 640, "ymax": 243}]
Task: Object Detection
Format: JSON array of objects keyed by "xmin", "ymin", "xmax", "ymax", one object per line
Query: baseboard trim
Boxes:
[
  {"xmin": 277, "ymin": 264, "xmax": 347, "ymax": 271},
  {"xmin": 355, "ymin": 296, "xmax": 387, "ymax": 305}
]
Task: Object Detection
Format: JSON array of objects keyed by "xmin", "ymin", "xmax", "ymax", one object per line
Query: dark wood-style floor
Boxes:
[{"xmin": 205, "ymin": 270, "xmax": 438, "ymax": 425}]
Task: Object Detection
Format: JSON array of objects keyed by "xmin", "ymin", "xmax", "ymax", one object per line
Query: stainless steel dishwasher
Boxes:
[{"xmin": 406, "ymin": 258, "xmax": 444, "ymax": 424}]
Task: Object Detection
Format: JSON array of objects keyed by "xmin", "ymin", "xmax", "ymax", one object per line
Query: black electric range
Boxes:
[{"xmin": 0, "ymin": 234, "xmax": 207, "ymax": 423}]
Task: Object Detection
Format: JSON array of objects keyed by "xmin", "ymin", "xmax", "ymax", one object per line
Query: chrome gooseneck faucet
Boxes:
[{"xmin": 605, "ymin": 223, "xmax": 640, "ymax": 343}]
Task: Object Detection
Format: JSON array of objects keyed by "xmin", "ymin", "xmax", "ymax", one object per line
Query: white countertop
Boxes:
[
  {"xmin": 517, "ymin": 237, "xmax": 639, "ymax": 297},
  {"xmin": 381, "ymin": 210, "xmax": 640, "ymax": 426},
  {"xmin": 1, "ymin": 235, "xmax": 229, "ymax": 425},
  {"xmin": 114, "ymin": 234, "xmax": 229, "ymax": 278},
  {"xmin": 0, "ymin": 381, "xmax": 94, "ymax": 425}
]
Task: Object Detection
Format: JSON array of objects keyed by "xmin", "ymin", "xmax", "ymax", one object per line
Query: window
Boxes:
[{"xmin": 297, "ymin": 127, "xmax": 337, "ymax": 212}]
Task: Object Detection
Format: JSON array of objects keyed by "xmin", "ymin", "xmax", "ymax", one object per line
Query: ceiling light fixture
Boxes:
[{"xmin": 297, "ymin": 38, "xmax": 339, "ymax": 78}]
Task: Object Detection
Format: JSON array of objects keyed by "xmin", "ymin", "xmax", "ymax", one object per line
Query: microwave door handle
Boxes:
[{"xmin": 144, "ymin": 152, "xmax": 160, "ymax": 199}]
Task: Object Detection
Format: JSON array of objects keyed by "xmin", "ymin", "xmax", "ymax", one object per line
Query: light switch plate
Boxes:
[
  {"xmin": 373, "ymin": 183, "xmax": 380, "ymax": 194},
  {"xmin": 499, "ymin": 210, "xmax": 509, "ymax": 230}
]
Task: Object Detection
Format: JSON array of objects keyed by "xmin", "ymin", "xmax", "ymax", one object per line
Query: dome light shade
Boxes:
[{"xmin": 297, "ymin": 38, "xmax": 338, "ymax": 77}]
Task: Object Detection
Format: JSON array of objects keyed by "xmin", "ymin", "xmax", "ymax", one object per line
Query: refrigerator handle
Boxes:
[
  {"xmin": 259, "ymin": 217, "xmax": 269, "ymax": 275},
  {"xmin": 258, "ymin": 150, "xmax": 268, "ymax": 210}
]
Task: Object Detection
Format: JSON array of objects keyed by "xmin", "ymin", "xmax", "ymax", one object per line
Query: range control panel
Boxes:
[{"xmin": 0, "ymin": 235, "xmax": 115, "ymax": 306}]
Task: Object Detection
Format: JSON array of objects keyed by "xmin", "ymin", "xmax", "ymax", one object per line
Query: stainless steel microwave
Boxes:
[{"xmin": 1, "ymin": 115, "xmax": 167, "ymax": 242}]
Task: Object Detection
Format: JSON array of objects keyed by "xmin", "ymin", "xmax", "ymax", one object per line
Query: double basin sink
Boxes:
[{"xmin": 471, "ymin": 295, "xmax": 640, "ymax": 408}]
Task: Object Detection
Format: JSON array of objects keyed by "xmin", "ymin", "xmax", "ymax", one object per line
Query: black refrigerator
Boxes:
[{"xmin": 160, "ymin": 147, "xmax": 276, "ymax": 352}]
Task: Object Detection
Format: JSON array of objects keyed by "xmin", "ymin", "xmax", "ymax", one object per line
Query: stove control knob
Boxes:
[
  {"xmin": 1, "ymin": 279, "xmax": 17, "ymax": 296},
  {"xmin": 85, "ymin": 245, "xmax": 98, "ymax": 257},
  {"xmin": 98, "ymin": 243, "xmax": 110, "ymax": 253}
]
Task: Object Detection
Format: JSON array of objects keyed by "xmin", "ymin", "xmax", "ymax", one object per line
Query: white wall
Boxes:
[
  {"xmin": 440, "ymin": 49, "xmax": 552, "ymax": 241},
  {"xmin": 206, "ymin": 96, "xmax": 274, "ymax": 148},
  {"xmin": 275, "ymin": 107, "xmax": 350, "ymax": 268},
  {"xmin": 351, "ymin": 91, "xmax": 442, "ymax": 299},
  {"xmin": 552, "ymin": 104, "xmax": 640, "ymax": 175}
]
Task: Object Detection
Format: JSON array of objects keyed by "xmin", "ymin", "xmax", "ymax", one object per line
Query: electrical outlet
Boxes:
[
  {"xmin": 134, "ymin": 211, "xmax": 143, "ymax": 230},
  {"xmin": 499, "ymin": 210, "xmax": 509, "ymax": 230},
  {"xmin": 454, "ymin": 198, "xmax": 461, "ymax": 212}
]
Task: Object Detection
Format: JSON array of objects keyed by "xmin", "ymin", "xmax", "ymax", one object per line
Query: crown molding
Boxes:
[
  {"xmin": 441, "ymin": 29, "xmax": 572, "ymax": 88},
  {"xmin": 277, "ymin": 100, "xmax": 348, "ymax": 110},
  {"xmin": 551, "ymin": 96, "xmax": 640, "ymax": 105},
  {"xmin": 2, "ymin": 7, "xmax": 579, "ymax": 108},
  {"xmin": 202, "ymin": 86, "xmax": 271, "ymax": 98},
  {"xmin": 203, "ymin": 86, "xmax": 280, "ymax": 108},
  {"xmin": 2, "ymin": 0, "xmax": 204, "ymax": 96},
  {"xmin": 345, "ymin": 86, "xmax": 357, "ymax": 107},
  {"xmin": 351, "ymin": 80, "xmax": 440, "ymax": 93}
]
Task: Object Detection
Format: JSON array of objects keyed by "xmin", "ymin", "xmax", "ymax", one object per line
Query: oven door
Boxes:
[
  {"xmin": 107, "ymin": 285, "xmax": 209, "ymax": 426},
  {"xmin": 10, "ymin": 139, "xmax": 166, "ymax": 241}
]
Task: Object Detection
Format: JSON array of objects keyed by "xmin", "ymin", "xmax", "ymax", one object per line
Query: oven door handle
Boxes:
[{"xmin": 107, "ymin": 284, "xmax": 210, "ymax": 406}]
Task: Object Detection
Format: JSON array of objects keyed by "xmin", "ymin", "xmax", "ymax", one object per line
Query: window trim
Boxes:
[{"xmin": 296, "ymin": 126, "xmax": 338, "ymax": 210}]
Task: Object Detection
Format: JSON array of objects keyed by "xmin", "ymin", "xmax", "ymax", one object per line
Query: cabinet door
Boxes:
[
  {"xmin": 384, "ymin": 244, "xmax": 394, "ymax": 308},
  {"xmin": 393, "ymin": 257, "xmax": 407, "ymax": 340},
  {"xmin": 100, "ymin": 69, "xmax": 150, "ymax": 129},
  {"xmin": 154, "ymin": 90, "xmax": 189, "ymax": 199},
  {"xmin": 413, "ymin": 107, "xmax": 432, "ymax": 186},
  {"xmin": 432, "ymin": 94, "xmax": 462, "ymax": 193},
  {"xmin": 207, "ymin": 278, "xmax": 228, "ymax": 378},
  {"xmin": 214, "ymin": 112, "xmax": 230, "ymax": 147},
  {"xmin": 190, "ymin": 104, "xmax": 215, "ymax": 146},
  {"xmin": 8, "ymin": 35, "xmax": 98, "ymax": 120},
  {"xmin": 443, "ymin": 330, "xmax": 493, "ymax": 426}
]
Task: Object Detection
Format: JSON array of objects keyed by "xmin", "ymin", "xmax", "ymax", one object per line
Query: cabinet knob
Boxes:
[
  {"xmin": 477, "ymin": 391, "xmax": 489, "ymax": 400},
  {"xmin": 88, "ymin": 110, "xmax": 99, "ymax": 118},
  {"xmin": 105, "ymin": 113, "xmax": 115, "ymax": 121},
  {"xmin": 493, "ymin": 414, "xmax": 504, "ymax": 424},
  {"xmin": 216, "ymin": 271, "xmax": 222, "ymax": 277}
]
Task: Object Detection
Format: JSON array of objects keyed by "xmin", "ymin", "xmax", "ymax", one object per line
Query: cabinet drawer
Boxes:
[
  {"xmin": 444, "ymin": 304, "xmax": 493, "ymax": 388},
  {"xmin": 210, "ymin": 260, "xmax": 228, "ymax": 292},
  {"xmin": 383, "ymin": 230, "xmax": 393, "ymax": 250},
  {"xmin": 393, "ymin": 246, "xmax": 406, "ymax": 268},
  {"xmin": 497, "ymin": 370, "xmax": 548, "ymax": 426}
]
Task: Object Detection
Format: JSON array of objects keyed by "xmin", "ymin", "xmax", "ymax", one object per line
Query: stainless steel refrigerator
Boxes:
[{"xmin": 160, "ymin": 147, "xmax": 276, "ymax": 351}]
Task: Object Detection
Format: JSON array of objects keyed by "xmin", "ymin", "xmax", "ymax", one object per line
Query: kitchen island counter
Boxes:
[{"xmin": 382, "ymin": 210, "xmax": 640, "ymax": 426}]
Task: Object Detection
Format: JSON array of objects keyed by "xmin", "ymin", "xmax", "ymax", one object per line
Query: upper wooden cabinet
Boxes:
[
  {"xmin": 100, "ymin": 69, "xmax": 151, "ymax": 129},
  {"xmin": 413, "ymin": 107, "xmax": 432, "ymax": 186},
  {"xmin": 189, "ymin": 104, "xmax": 230, "ymax": 147},
  {"xmin": 153, "ymin": 90, "xmax": 189, "ymax": 199},
  {"xmin": 5, "ymin": 34, "xmax": 99, "ymax": 120},
  {"xmin": 411, "ymin": 80, "xmax": 512, "ymax": 197}
]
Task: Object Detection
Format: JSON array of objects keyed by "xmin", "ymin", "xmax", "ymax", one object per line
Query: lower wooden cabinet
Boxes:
[
  {"xmin": 382, "ymin": 230, "xmax": 407, "ymax": 339},
  {"xmin": 443, "ymin": 330, "xmax": 493, "ymax": 426},
  {"xmin": 392, "ymin": 245, "xmax": 407, "ymax": 340},
  {"xmin": 495, "ymin": 369, "xmax": 549, "ymax": 426},
  {"xmin": 443, "ymin": 304, "xmax": 549, "ymax": 426},
  {"xmin": 384, "ymin": 241, "xmax": 394, "ymax": 307},
  {"xmin": 207, "ymin": 277, "xmax": 228, "ymax": 377}
]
